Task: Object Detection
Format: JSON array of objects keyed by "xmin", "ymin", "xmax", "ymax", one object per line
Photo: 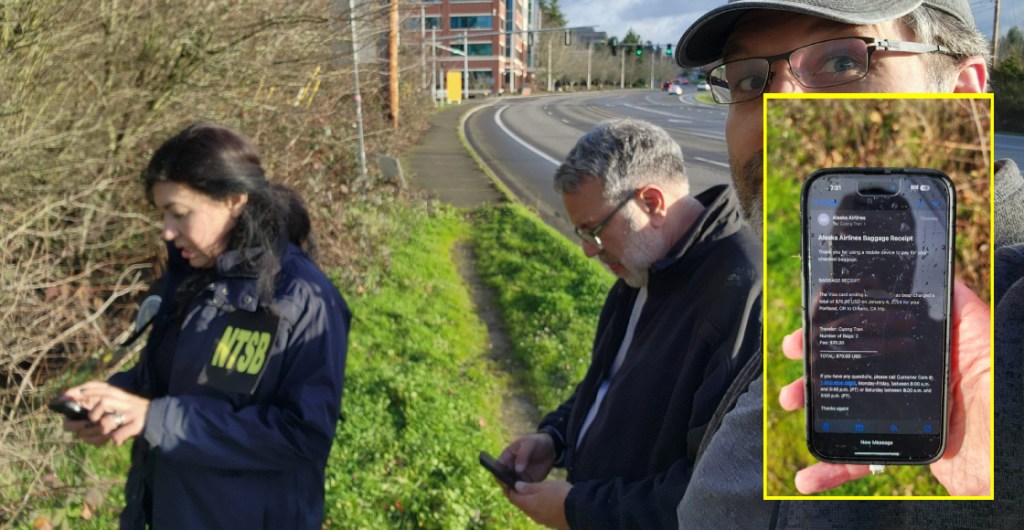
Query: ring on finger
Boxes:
[{"xmin": 112, "ymin": 411, "xmax": 124, "ymax": 428}]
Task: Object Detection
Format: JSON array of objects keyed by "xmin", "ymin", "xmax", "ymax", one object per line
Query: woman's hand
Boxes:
[{"xmin": 63, "ymin": 382, "xmax": 151, "ymax": 446}]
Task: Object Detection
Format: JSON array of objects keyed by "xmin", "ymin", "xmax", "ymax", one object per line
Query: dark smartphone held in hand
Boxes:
[
  {"xmin": 48, "ymin": 396, "xmax": 91, "ymax": 422},
  {"xmin": 800, "ymin": 168, "xmax": 954, "ymax": 465},
  {"xmin": 479, "ymin": 451, "xmax": 521, "ymax": 489}
]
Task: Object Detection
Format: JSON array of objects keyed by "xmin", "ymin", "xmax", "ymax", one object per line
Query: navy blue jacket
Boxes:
[
  {"xmin": 109, "ymin": 242, "xmax": 350, "ymax": 529},
  {"xmin": 539, "ymin": 185, "xmax": 762, "ymax": 529}
]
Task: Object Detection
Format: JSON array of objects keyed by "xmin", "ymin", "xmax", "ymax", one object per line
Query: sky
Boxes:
[{"xmin": 559, "ymin": 0, "xmax": 1024, "ymax": 52}]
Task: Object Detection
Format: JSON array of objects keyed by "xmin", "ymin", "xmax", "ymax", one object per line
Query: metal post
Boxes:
[
  {"xmin": 547, "ymin": 36, "xmax": 553, "ymax": 91},
  {"xmin": 463, "ymin": 31, "xmax": 469, "ymax": 101},
  {"xmin": 649, "ymin": 49, "xmax": 654, "ymax": 89},
  {"xmin": 993, "ymin": 0, "xmax": 1002, "ymax": 63},
  {"xmin": 587, "ymin": 41, "xmax": 592, "ymax": 90},
  {"xmin": 620, "ymin": 49, "xmax": 625, "ymax": 89},
  {"xmin": 431, "ymin": 28, "xmax": 437, "ymax": 106},
  {"xmin": 509, "ymin": 30, "xmax": 516, "ymax": 95},
  {"xmin": 420, "ymin": 5, "xmax": 426, "ymax": 90},
  {"xmin": 348, "ymin": 0, "xmax": 367, "ymax": 181}
]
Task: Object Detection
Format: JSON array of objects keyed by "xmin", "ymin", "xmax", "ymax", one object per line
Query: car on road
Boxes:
[
  {"xmin": 696, "ymin": 82, "xmax": 710, "ymax": 92},
  {"xmin": 668, "ymin": 84, "xmax": 684, "ymax": 95}
]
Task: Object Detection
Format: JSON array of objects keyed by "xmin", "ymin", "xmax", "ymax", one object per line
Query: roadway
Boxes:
[
  {"xmin": 464, "ymin": 89, "xmax": 1020, "ymax": 235},
  {"xmin": 463, "ymin": 87, "xmax": 730, "ymax": 233}
]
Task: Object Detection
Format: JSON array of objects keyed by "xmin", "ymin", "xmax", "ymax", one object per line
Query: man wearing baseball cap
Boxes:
[{"xmin": 670, "ymin": 1, "xmax": 1022, "ymax": 528}]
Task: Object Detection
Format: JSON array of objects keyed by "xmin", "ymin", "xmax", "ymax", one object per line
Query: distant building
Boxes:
[{"xmin": 409, "ymin": 0, "xmax": 536, "ymax": 96}]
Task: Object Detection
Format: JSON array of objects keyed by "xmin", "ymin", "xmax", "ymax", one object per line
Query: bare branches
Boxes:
[{"xmin": 1, "ymin": 0, "xmax": 436, "ymax": 523}]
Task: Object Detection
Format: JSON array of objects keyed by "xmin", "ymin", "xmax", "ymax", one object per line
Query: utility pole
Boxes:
[
  {"xmin": 547, "ymin": 35, "xmax": 553, "ymax": 91},
  {"xmin": 620, "ymin": 50, "xmax": 625, "ymax": 89},
  {"xmin": 431, "ymin": 28, "xmax": 437, "ymax": 106},
  {"xmin": 388, "ymin": 0, "xmax": 399, "ymax": 127},
  {"xmin": 463, "ymin": 30, "xmax": 469, "ymax": 101},
  {"xmin": 587, "ymin": 41, "xmax": 592, "ymax": 90},
  {"xmin": 348, "ymin": 0, "xmax": 367, "ymax": 181},
  {"xmin": 649, "ymin": 49, "xmax": 655, "ymax": 89},
  {"xmin": 993, "ymin": 0, "xmax": 1002, "ymax": 64},
  {"xmin": 420, "ymin": 5, "xmax": 426, "ymax": 91},
  {"xmin": 509, "ymin": 32, "xmax": 516, "ymax": 95}
]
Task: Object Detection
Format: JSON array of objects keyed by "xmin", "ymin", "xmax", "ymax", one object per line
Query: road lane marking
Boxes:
[
  {"xmin": 494, "ymin": 106, "xmax": 561, "ymax": 167},
  {"xmin": 624, "ymin": 103, "xmax": 690, "ymax": 119},
  {"xmin": 694, "ymin": 156, "xmax": 729, "ymax": 168}
]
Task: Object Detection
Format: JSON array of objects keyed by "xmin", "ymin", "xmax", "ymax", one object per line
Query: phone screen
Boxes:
[{"xmin": 801, "ymin": 168, "xmax": 954, "ymax": 464}]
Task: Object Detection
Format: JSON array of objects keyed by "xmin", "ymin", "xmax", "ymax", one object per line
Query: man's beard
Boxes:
[
  {"xmin": 604, "ymin": 214, "xmax": 667, "ymax": 288},
  {"xmin": 733, "ymin": 149, "xmax": 763, "ymax": 239}
]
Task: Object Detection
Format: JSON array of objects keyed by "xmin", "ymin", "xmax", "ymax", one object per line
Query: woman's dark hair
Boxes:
[{"xmin": 143, "ymin": 122, "xmax": 315, "ymax": 307}]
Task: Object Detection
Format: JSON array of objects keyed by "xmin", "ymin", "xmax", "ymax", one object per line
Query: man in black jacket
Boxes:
[{"xmin": 497, "ymin": 119, "xmax": 761, "ymax": 528}]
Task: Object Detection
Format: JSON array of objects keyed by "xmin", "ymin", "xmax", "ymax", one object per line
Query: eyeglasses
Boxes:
[
  {"xmin": 705, "ymin": 37, "xmax": 952, "ymax": 104},
  {"xmin": 574, "ymin": 190, "xmax": 638, "ymax": 250}
]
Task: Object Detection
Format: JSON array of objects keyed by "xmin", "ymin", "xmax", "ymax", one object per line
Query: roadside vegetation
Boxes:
[
  {"xmin": 471, "ymin": 203, "xmax": 613, "ymax": 414},
  {"xmin": 323, "ymin": 200, "xmax": 536, "ymax": 529},
  {"xmin": 764, "ymin": 97, "xmax": 991, "ymax": 497}
]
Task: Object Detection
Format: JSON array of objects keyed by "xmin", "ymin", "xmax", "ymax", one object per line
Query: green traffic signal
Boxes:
[
  {"xmin": 666, "ymin": 43, "xmax": 672, "ymax": 55},
  {"xmin": 635, "ymin": 48, "xmax": 643, "ymax": 57}
]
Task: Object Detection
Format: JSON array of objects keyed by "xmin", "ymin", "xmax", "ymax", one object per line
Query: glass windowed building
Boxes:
[{"xmin": 411, "ymin": 0, "xmax": 535, "ymax": 96}]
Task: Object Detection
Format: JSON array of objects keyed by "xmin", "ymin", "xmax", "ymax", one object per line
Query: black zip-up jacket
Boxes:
[{"xmin": 539, "ymin": 184, "xmax": 762, "ymax": 529}]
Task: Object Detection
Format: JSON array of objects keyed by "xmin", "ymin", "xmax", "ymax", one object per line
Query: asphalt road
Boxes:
[
  {"xmin": 465, "ymin": 90, "xmax": 1019, "ymax": 235},
  {"xmin": 995, "ymin": 133, "xmax": 1024, "ymax": 166},
  {"xmin": 464, "ymin": 88, "xmax": 730, "ymax": 233}
]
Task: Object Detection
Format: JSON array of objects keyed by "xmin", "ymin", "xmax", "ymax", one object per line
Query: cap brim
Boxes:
[{"xmin": 675, "ymin": 1, "xmax": 923, "ymax": 67}]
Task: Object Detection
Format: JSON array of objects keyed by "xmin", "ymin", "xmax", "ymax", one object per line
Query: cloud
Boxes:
[
  {"xmin": 560, "ymin": 0, "xmax": 1024, "ymax": 45},
  {"xmin": 560, "ymin": 0, "xmax": 716, "ymax": 44}
]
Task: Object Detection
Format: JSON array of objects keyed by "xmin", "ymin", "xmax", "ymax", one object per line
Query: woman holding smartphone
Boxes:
[{"xmin": 62, "ymin": 123, "xmax": 351, "ymax": 529}]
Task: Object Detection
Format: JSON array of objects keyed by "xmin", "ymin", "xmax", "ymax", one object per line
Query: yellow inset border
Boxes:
[{"xmin": 761, "ymin": 92, "xmax": 995, "ymax": 501}]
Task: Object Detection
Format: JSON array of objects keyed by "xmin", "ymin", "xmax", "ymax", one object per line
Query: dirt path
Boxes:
[{"xmin": 454, "ymin": 242, "xmax": 541, "ymax": 437}]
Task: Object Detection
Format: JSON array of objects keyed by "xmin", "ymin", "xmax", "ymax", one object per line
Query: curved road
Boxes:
[{"xmin": 464, "ymin": 88, "xmax": 730, "ymax": 234}]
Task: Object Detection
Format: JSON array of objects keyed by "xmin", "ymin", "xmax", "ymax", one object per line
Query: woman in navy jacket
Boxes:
[{"xmin": 62, "ymin": 123, "xmax": 351, "ymax": 529}]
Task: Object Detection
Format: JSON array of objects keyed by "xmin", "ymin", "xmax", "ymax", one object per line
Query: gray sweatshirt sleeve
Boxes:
[{"xmin": 677, "ymin": 374, "xmax": 777, "ymax": 528}]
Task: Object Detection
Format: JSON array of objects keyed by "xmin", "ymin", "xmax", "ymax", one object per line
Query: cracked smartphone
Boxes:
[{"xmin": 800, "ymin": 168, "xmax": 954, "ymax": 464}]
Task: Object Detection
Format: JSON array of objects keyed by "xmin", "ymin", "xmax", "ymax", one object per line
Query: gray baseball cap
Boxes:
[{"xmin": 675, "ymin": 0, "xmax": 976, "ymax": 67}]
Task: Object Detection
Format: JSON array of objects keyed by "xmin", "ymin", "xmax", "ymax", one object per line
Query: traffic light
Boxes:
[
  {"xmin": 665, "ymin": 43, "xmax": 672, "ymax": 55},
  {"xmin": 608, "ymin": 37, "xmax": 617, "ymax": 56},
  {"xmin": 635, "ymin": 47, "xmax": 643, "ymax": 57}
]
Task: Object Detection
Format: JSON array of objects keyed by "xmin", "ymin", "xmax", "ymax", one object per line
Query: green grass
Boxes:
[
  {"xmin": 324, "ymin": 202, "xmax": 534, "ymax": 529},
  {"xmin": 693, "ymin": 92, "xmax": 716, "ymax": 105},
  {"xmin": 469, "ymin": 203, "xmax": 613, "ymax": 413}
]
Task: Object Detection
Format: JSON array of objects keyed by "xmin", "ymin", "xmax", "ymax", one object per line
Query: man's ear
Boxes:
[
  {"xmin": 638, "ymin": 186, "xmax": 667, "ymax": 228},
  {"xmin": 953, "ymin": 55, "xmax": 987, "ymax": 93},
  {"xmin": 226, "ymin": 193, "xmax": 249, "ymax": 219}
]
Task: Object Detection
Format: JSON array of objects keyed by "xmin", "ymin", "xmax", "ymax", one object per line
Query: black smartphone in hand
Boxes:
[
  {"xmin": 479, "ymin": 451, "xmax": 521, "ymax": 488},
  {"xmin": 48, "ymin": 396, "xmax": 91, "ymax": 422},
  {"xmin": 801, "ymin": 168, "xmax": 954, "ymax": 464}
]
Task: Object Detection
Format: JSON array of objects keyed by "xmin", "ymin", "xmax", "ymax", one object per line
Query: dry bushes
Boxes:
[{"xmin": 0, "ymin": 0, "xmax": 433, "ymax": 522}]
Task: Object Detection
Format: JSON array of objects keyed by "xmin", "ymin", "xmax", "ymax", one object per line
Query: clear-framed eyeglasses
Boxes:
[
  {"xmin": 705, "ymin": 37, "xmax": 953, "ymax": 104},
  {"xmin": 574, "ymin": 190, "xmax": 639, "ymax": 250}
]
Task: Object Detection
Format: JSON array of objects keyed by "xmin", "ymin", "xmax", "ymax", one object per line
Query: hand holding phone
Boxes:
[
  {"xmin": 479, "ymin": 451, "xmax": 522, "ymax": 489},
  {"xmin": 48, "ymin": 396, "xmax": 91, "ymax": 422}
]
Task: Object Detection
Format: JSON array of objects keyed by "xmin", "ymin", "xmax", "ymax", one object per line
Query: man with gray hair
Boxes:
[
  {"xmin": 671, "ymin": 0, "xmax": 1020, "ymax": 527},
  {"xmin": 495, "ymin": 119, "xmax": 761, "ymax": 528}
]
